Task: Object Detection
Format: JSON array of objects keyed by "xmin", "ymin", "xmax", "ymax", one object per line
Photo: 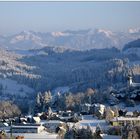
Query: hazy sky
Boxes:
[{"xmin": 0, "ymin": 1, "xmax": 140, "ymax": 35}]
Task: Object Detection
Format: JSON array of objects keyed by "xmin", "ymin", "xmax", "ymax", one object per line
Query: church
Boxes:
[{"xmin": 128, "ymin": 76, "xmax": 140, "ymax": 87}]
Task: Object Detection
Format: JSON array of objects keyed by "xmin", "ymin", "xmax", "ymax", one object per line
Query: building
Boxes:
[
  {"xmin": 110, "ymin": 117, "xmax": 140, "ymax": 126},
  {"xmin": 41, "ymin": 120, "xmax": 64, "ymax": 132},
  {"xmin": 125, "ymin": 112, "xmax": 133, "ymax": 117},
  {"xmin": 92, "ymin": 103, "xmax": 105, "ymax": 119},
  {"xmin": 81, "ymin": 103, "xmax": 91, "ymax": 114},
  {"xmin": 128, "ymin": 76, "xmax": 140, "ymax": 87},
  {"xmin": 59, "ymin": 111, "xmax": 74, "ymax": 121},
  {"xmin": 32, "ymin": 117, "xmax": 41, "ymax": 124},
  {"xmin": 11, "ymin": 124, "xmax": 45, "ymax": 133}
]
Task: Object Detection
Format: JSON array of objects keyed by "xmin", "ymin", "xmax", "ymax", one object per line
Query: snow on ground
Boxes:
[
  {"xmin": 4, "ymin": 115, "xmax": 121, "ymax": 139},
  {"xmin": 7, "ymin": 132, "xmax": 58, "ymax": 139},
  {"xmin": 0, "ymin": 78, "xmax": 34, "ymax": 96},
  {"xmin": 76, "ymin": 115, "xmax": 109, "ymax": 132},
  {"xmin": 75, "ymin": 115, "xmax": 122, "ymax": 139},
  {"xmin": 101, "ymin": 134, "xmax": 121, "ymax": 139},
  {"xmin": 3, "ymin": 126, "xmax": 58, "ymax": 139}
]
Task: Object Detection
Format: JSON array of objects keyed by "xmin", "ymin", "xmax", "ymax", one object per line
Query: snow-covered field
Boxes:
[{"xmin": 76, "ymin": 115, "xmax": 122, "ymax": 139}]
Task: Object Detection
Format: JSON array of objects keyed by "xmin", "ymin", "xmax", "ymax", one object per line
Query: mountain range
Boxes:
[{"xmin": 0, "ymin": 28, "xmax": 140, "ymax": 51}]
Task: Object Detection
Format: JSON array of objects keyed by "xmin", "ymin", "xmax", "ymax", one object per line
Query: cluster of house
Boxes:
[
  {"xmin": 0, "ymin": 116, "xmax": 45, "ymax": 134},
  {"xmin": 81, "ymin": 102, "xmax": 140, "ymax": 127},
  {"xmin": 0, "ymin": 106, "xmax": 140, "ymax": 139},
  {"xmin": 0, "ymin": 110, "xmax": 83, "ymax": 136},
  {"xmin": 0, "ymin": 76, "xmax": 140, "ymax": 139}
]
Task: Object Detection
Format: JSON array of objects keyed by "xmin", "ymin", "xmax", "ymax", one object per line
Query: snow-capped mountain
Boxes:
[
  {"xmin": 0, "ymin": 28, "xmax": 140, "ymax": 51},
  {"xmin": 128, "ymin": 28, "xmax": 140, "ymax": 34}
]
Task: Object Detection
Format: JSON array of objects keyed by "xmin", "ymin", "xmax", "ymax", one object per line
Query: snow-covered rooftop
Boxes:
[{"xmin": 111, "ymin": 116, "xmax": 140, "ymax": 121}]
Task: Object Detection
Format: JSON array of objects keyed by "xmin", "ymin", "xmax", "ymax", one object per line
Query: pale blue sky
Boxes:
[{"xmin": 0, "ymin": 2, "xmax": 140, "ymax": 35}]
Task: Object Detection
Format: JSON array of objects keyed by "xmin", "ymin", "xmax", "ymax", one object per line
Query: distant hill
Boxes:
[
  {"xmin": 122, "ymin": 39, "xmax": 140, "ymax": 60},
  {"xmin": 123, "ymin": 39, "xmax": 140, "ymax": 51}
]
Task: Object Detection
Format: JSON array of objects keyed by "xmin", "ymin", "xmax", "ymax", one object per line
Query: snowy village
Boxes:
[
  {"xmin": 0, "ymin": 76, "xmax": 140, "ymax": 139},
  {"xmin": 0, "ymin": 1, "xmax": 140, "ymax": 139}
]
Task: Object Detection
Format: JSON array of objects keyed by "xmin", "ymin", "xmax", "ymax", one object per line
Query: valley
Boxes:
[{"xmin": 0, "ymin": 29, "xmax": 140, "ymax": 139}]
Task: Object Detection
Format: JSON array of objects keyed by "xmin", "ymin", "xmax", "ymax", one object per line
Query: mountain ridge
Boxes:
[{"xmin": 0, "ymin": 28, "xmax": 140, "ymax": 51}]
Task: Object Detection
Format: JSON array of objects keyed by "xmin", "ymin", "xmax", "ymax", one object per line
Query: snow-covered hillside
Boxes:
[
  {"xmin": 0, "ymin": 78, "xmax": 34, "ymax": 97},
  {"xmin": 0, "ymin": 36, "xmax": 140, "ymax": 114},
  {"xmin": 0, "ymin": 38, "xmax": 140, "ymax": 94},
  {"xmin": 0, "ymin": 28, "xmax": 140, "ymax": 51},
  {"xmin": 21, "ymin": 47, "xmax": 128, "ymax": 91},
  {"xmin": 0, "ymin": 48, "xmax": 40, "ymax": 79}
]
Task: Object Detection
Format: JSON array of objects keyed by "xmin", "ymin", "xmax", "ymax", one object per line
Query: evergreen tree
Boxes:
[{"xmin": 93, "ymin": 124, "xmax": 103, "ymax": 139}]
